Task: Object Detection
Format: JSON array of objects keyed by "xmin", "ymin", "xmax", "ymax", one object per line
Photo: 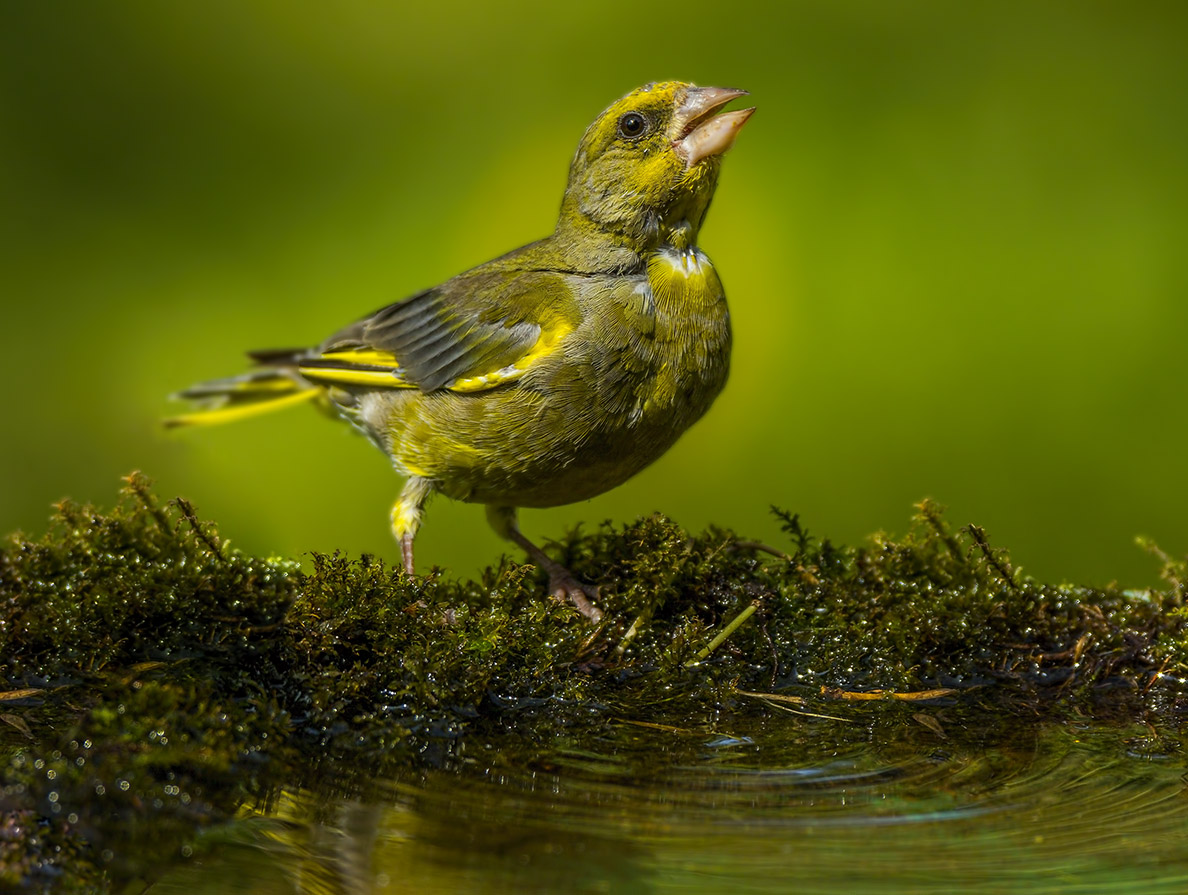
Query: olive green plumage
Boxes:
[{"xmin": 169, "ymin": 81, "xmax": 755, "ymax": 620}]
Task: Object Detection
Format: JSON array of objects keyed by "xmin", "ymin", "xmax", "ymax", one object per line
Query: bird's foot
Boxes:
[
  {"xmin": 547, "ymin": 572, "xmax": 603, "ymax": 623},
  {"xmin": 492, "ymin": 507, "xmax": 605, "ymax": 622}
]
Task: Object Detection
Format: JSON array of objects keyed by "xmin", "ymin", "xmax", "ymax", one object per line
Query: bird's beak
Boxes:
[{"xmin": 673, "ymin": 87, "xmax": 755, "ymax": 169}]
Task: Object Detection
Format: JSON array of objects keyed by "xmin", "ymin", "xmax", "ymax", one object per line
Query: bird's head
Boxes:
[{"xmin": 558, "ymin": 81, "xmax": 754, "ymax": 260}]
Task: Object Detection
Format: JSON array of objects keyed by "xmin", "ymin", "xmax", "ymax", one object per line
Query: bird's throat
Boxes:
[{"xmin": 646, "ymin": 242, "xmax": 722, "ymax": 315}]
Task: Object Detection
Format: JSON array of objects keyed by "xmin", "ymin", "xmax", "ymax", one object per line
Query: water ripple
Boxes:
[{"xmin": 153, "ymin": 716, "xmax": 1188, "ymax": 895}]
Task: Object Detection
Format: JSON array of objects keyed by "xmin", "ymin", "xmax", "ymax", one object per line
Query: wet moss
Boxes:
[{"xmin": 1, "ymin": 476, "xmax": 1186, "ymax": 891}]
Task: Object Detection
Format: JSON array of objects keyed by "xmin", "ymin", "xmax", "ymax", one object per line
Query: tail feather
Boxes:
[
  {"xmin": 165, "ymin": 366, "xmax": 321, "ymax": 429},
  {"xmin": 246, "ymin": 347, "xmax": 310, "ymax": 366}
]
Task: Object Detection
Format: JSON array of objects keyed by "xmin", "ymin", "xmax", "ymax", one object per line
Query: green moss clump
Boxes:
[{"xmin": 1, "ymin": 477, "xmax": 1186, "ymax": 891}]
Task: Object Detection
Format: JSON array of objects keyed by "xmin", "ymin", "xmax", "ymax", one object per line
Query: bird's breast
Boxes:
[
  {"xmin": 559, "ymin": 246, "xmax": 731, "ymax": 436},
  {"xmin": 638, "ymin": 248, "xmax": 731, "ymax": 420}
]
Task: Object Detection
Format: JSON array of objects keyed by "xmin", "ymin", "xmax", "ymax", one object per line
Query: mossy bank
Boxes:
[{"xmin": 2, "ymin": 473, "xmax": 1186, "ymax": 892}]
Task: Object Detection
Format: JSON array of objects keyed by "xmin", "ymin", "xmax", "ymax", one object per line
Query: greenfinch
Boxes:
[{"xmin": 168, "ymin": 81, "xmax": 754, "ymax": 621}]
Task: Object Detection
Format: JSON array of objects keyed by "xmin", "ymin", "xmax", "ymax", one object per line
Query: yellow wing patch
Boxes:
[{"xmin": 447, "ymin": 321, "xmax": 572, "ymax": 393}]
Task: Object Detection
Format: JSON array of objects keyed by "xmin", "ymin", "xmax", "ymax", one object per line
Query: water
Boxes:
[{"xmin": 147, "ymin": 712, "xmax": 1188, "ymax": 894}]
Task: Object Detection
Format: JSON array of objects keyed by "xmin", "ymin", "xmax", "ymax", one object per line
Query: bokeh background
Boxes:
[{"xmin": 3, "ymin": 1, "xmax": 1185, "ymax": 588}]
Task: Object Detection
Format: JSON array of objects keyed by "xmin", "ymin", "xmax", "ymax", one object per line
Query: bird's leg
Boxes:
[
  {"xmin": 390, "ymin": 476, "xmax": 433, "ymax": 577},
  {"xmin": 399, "ymin": 534, "xmax": 415, "ymax": 577},
  {"xmin": 486, "ymin": 505, "xmax": 603, "ymax": 622}
]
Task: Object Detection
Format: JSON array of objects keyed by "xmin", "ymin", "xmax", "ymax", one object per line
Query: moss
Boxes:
[{"xmin": 1, "ymin": 476, "xmax": 1186, "ymax": 891}]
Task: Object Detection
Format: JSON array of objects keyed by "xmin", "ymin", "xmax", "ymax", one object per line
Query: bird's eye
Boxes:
[{"xmin": 617, "ymin": 112, "xmax": 649, "ymax": 139}]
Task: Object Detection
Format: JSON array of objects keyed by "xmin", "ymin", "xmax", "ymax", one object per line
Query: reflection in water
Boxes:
[{"xmin": 153, "ymin": 714, "xmax": 1188, "ymax": 894}]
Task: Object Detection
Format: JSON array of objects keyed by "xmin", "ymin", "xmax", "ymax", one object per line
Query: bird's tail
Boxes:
[{"xmin": 164, "ymin": 349, "xmax": 322, "ymax": 429}]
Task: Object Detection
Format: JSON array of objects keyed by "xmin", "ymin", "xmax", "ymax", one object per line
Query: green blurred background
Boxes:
[{"xmin": 2, "ymin": 1, "xmax": 1185, "ymax": 588}]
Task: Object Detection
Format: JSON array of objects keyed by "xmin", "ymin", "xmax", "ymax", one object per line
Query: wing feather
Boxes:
[{"xmin": 296, "ymin": 264, "xmax": 578, "ymax": 394}]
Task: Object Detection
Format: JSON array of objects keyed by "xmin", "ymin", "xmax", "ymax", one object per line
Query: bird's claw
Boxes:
[{"xmin": 548, "ymin": 574, "xmax": 603, "ymax": 623}]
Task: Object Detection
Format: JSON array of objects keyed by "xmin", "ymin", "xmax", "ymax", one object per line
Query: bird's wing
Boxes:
[{"xmin": 295, "ymin": 266, "xmax": 580, "ymax": 394}]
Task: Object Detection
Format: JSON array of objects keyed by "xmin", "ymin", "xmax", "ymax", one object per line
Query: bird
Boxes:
[{"xmin": 167, "ymin": 81, "xmax": 754, "ymax": 622}]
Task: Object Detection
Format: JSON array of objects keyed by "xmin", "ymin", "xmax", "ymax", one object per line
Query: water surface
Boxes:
[{"xmin": 151, "ymin": 711, "xmax": 1188, "ymax": 894}]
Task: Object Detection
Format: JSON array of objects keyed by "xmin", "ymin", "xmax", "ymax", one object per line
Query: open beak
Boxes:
[{"xmin": 673, "ymin": 86, "xmax": 755, "ymax": 169}]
